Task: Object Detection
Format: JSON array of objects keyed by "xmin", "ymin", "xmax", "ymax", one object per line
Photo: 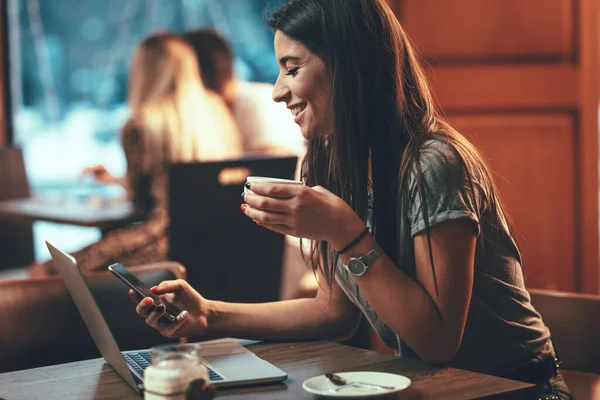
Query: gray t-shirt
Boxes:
[{"xmin": 335, "ymin": 138, "xmax": 552, "ymax": 375}]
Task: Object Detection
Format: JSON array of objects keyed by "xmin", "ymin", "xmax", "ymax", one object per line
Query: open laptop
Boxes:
[{"xmin": 46, "ymin": 241, "xmax": 287, "ymax": 395}]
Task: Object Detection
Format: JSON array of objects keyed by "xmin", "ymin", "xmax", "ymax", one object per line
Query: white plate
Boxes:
[{"xmin": 302, "ymin": 371, "xmax": 411, "ymax": 398}]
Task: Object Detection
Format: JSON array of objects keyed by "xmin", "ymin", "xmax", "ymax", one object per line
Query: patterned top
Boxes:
[{"xmin": 34, "ymin": 125, "xmax": 170, "ymax": 275}]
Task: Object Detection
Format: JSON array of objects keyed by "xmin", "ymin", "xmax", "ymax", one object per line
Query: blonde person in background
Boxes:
[{"xmin": 30, "ymin": 33, "xmax": 242, "ymax": 276}]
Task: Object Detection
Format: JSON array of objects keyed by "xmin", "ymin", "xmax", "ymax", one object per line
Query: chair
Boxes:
[
  {"xmin": 0, "ymin": 147, "xmax": 34, "ymax": 268},
  {"xmin": 0, "ymin": 261, "xmax": 186, "ymax": 373},
  {"xmin": 529, "ymin": 288, "xmax": 600, "ymax": 399},
  {"xmin": 168, "ymin": 156, "xmax": 297, "ymax": 304}
]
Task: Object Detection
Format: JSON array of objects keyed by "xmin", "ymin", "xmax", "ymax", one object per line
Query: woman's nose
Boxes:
[{"xmin": 272, "ymin": 76, "xmax": 290, "ymax": 103}]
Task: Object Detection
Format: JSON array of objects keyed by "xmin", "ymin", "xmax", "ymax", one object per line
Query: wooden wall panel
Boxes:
[
  {"xmin": 449, "ymin": 114, "xmax": 576, "ymax": 291},
  {"xmin": 383, "ymin": 0, "xmax": 600, "ymax": 293},
  {"xmin": 577, "ymin": 0, "xmax": 600, "ymax": 294},
  {"xmin": 400, "ymin": 0, "xmax": 574, "ymax": 63},
  {"xmin": 0, "ymin": 0, "xmax": 5, "ymax": 147},
  {"xmin": 425, "ymin": 64, "xmax": 577, "ymax": 112}
]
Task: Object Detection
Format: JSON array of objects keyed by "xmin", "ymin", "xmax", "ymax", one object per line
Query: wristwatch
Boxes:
[{"xmin": 343, "ymin": 244, "xmax": 384, "ymax": 276}]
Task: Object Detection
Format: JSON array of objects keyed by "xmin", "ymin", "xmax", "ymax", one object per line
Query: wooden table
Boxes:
[
  {"xmin": 0, "ymin": 198, "xmax": 141, "ymax": 232},
  {"xmin": 0, "ymin": 341, "xmax": 533, "ymax": 399}
]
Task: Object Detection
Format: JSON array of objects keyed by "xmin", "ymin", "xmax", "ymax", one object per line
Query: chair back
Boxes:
[
  {"xmin": 0, "ymin": 147, "xmax": 34, "ymax": 267},
  {"xmin": 168, "ymin": 155, "xmax": 298, "ymax": 304},
  {"xmin": 0, "ymin": 262, "xmax": 186, "ymax": 373},
  {"xmin": 529, "ymin": 288, "xmax": 600, "ymax": 374},
  {"xmin": 0, "ymin": 146, "xmax": 30, "ymax": 200}
]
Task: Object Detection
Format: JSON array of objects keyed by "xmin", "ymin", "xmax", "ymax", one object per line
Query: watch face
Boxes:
[{"xmin": 348, "ymin": 259, "xmax": 366, "ymax": 276}]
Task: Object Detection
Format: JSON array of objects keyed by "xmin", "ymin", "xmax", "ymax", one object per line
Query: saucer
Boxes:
[{"xmin": 302, "ymin": 371, "xmax": 411, "ymax": 398}]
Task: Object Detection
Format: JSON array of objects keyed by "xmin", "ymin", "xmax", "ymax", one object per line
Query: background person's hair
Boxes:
[
  {"xmin": 127, "ymin": 32, "xmax": 241, "ymax": 172},
  {"xmin": 267, "ymin": 0, "xmax": 517, "ymax": 292},
  {"xmin": 181, "ymin": 29, "xmax": 234, "ymax": 97}
]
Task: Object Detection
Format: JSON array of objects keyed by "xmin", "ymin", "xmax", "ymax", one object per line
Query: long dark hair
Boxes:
[{"xmin": 268, "ymin": 0, "xmax": 516, "ymax": 291}]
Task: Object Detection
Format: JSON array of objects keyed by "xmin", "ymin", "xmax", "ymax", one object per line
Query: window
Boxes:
[{"xmin": 8, "ymin": 0, "xmax": 281, "ymax": 188}]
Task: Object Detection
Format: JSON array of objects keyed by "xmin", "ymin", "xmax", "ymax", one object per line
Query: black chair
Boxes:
[
  {"xmin": 168, "ymin": 155, "xmax": 298, "ymax": 304},
  {"xmin": 0, "ymin": 147, "xmax": 34, "ymax": 268},
  {"xmin": 529, "ymin": 288, "xmax": 600, "ymax": 399}
]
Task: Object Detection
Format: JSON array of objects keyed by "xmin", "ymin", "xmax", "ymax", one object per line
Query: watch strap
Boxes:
[
  {"xmin": 361, "ymin": 243, "xmax": 384, "ymax": 266},
  {"xmin": 343, "ymin": 243, "xmax": 384, "ymax": 277}
]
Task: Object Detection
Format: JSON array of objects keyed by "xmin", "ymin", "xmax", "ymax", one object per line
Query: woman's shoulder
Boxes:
[
  {"xmin": 404, "ymin": 132, "xmax": 490, "ymax": 196},
  {"xmin": 412, "ymin": 134, "xmax": 465, "ymax": 172}
]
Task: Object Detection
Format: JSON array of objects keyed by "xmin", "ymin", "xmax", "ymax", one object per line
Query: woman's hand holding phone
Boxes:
[{"xmin": 129, "ymin": 279, "xmax": 210, "ymax": 338}]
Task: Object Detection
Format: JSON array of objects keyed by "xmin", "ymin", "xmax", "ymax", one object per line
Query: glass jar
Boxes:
[{"xmin": 144, "ymin": 344, "xmax": 210, "ymax": 400}]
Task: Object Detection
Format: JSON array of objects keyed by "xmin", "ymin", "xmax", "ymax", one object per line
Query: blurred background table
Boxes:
[
  {"xmin": 0, "ymin": 197, "xmax": 140, "ymax": 233},
  {"xmin": 0, "ymin": 181, "xmax": 142, "ymax": 269}
]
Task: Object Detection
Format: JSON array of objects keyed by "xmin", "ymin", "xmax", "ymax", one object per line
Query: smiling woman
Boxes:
[
  {"xmin": 131, "ymin": 1, "xmax": 572, "ymax": 398},
  {"xmin": 272, "ymin": 32, "xmax": 332, "ymax": 139}
]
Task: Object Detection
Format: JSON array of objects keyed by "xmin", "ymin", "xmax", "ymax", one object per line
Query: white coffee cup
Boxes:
[{"xmin": 244, "ymin": 176, "xmax": 303, "ymax": 195}]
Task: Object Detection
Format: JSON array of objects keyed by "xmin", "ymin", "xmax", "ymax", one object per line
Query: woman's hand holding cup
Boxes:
[{"xmin": 241, "ymin": 176, "xmax": 363, "ymax": 246}]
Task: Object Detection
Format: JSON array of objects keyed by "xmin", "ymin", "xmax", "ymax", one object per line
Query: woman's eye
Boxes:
[{"xmin": 286, "ymin": 67, "xmax": 299, "ymax": 76}]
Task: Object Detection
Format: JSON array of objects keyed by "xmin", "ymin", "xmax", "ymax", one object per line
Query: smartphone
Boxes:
[{"xmin": 108, "ymin": 263, "xmax": 180, "ymax": 322}]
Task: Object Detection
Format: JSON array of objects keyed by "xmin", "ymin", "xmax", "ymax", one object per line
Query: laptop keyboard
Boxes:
[{"xmin": 123, "ymin": 351, "xmax": 224, "ymax": 382}]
